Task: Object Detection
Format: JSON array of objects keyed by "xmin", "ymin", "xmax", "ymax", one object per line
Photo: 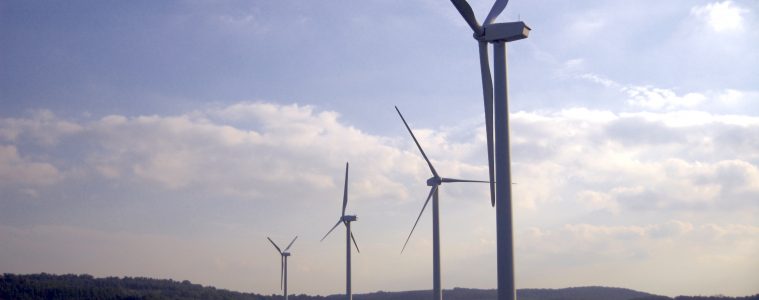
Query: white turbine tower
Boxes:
[
  {"xmin": 267, "ymin": 235, "xmax": 298, "ymax": 300},
  {"xmin": 449, "ymin": 1, "xmax": 530, "ymax": 300},
  {"xmin": 320, "ymin": 162, "xmax": 360, "ymax": 300},
  {"xmin": 395, "ymin": 106, "xmax": 490, "ymax": 300}
]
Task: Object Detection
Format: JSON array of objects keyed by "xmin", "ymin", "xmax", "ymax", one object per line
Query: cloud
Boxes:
[
  {"xmin": 517, "ymin": 221, "xmax": 759, "ymax": 296},
  {"xmin": 577, "ymin": 72, "xmax": 759, "ymax": 113},
  {"xmin": 0, "ymin": 110, "xmax": 83, "ymax": 146},
  {"xmin": 509, "ymin": 107, "xmax": 759, "ymax": 214},
  {"xmin": 691, "ymin": 1, "xmax": 748, "ymax": 32},
  {"xmin": 624, "ymin": 86, "xmax": 707, "ymax": 110},
  {"xmin": 7, "ymin": 102, "xmax": 756, "ymax": 215},
  {"xmin": 0, "ymin": 145, "xmax": 61, "ymax": 187},
  {"xmin": 578, "ymin": 72, "xmax": 705, "ymax": 111},
  {"xmin": 0, "ymin": 103, "xmax": 495, "ymax": 206},
  {"xmin": 85, "ymin": 103, "xmax": 425, "ymax": 202},
  {"xmin": 3, "ymin": 101, "xmax": 758, "ymax": 215},
  {"xmin": 1, "ymin": 102, "xmax": 758, "ymax": 296},
  {"xmin": 521, "ymin": 221, "xmax": 758, "ymax": 261}
]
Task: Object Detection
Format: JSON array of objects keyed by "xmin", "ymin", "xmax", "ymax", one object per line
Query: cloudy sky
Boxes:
[{"xmin": 1, "ymin": 0, "xmax": 758, "ymax": 297}]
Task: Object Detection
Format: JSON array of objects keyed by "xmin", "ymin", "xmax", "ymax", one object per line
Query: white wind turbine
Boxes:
[
  {"xmin": 267, "ymin": 235, "xmax": 298, "ymax": 300},
  {"xmin": 449, "ymin": 1, "xmax": 530, "ymax": 300},
  {"xmin": 320, "ymin": 162, "xmax": 360, "ymax": 300},
  {"xmin": 395, "ymin": 106, "xmax": 490, "ymax": 300}
]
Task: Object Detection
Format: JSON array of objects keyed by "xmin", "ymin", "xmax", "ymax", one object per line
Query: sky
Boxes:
[{"xmin": 1, "ymin": 0, "xmax": 758, "ymax": 297}]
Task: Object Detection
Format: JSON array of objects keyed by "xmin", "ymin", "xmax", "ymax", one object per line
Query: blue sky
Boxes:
[{"xmin": 1, "ymin": 0, "xmax": 758, "ymax": 297}]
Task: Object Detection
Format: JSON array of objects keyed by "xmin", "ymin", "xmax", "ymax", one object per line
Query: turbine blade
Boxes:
[
  {"xmin": 284, "ymin": 235, "xmax": 298, "ymax": 252},
  {"xmin": 479, "ymin": 41, "xmax": 497, "ymax": 207},
  {"xmin": 280, "ymin": 256, "xmax": 284, "ymax": 290},
  {"xmin": 484, "ymin": 0, "xmax": 509, "ymax": 25},
  {"xmin": 401, "ymin": 185, "xmax": 438, "ymax": 253},
  {"xmin": 320, "ymin": 219, "xmax": 343, "ymax": 242},
  {"xmin": 342, "ymin": 162, "xmax": 349, "ymax": 217},
  {"xmin": 351, "ymin": 231, "xmax": 360, "ymax": 254},
  {"xmin": 451, "ymin": 0, "xmax": 482, "ymax": 35},
  {"xmin": 267, "ymin": 237, "xmax": 282, "ymax": 254},
  {"xmin": 395, "ymin": 106, "xmax": 439, "ymax": 178},
  {"xmin": 441, "ymin": 178, "xmax": 490, "ymax": 183}
]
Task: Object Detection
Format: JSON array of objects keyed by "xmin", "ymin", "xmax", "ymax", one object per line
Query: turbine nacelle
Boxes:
[
  {"xmin": 341, "ymin": 215, "xmax": 357, "ymax": 222},
  {"xmin": 450, "ymin": 0, "xmax": 530, "ymax": 207},
  {"xmin": 282, "ymin": 252, "xmax": 291, "ymax": 257},
  {"xmin": 479, "ymin": 21, "xmax": 531, "ymax": 43}
]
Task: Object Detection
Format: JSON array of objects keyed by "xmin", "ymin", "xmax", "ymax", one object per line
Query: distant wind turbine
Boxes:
[
  {"xmin": 449, "ymin": 0, "xmax": 530, "ymax": 299},
  {"xmin": 320, "ymin": 162, "xmax": 360, "ymax": 300},
  {"xmin": 267, "ymin": 235, "xmax": 298, "ymax": 300},
  {"xmin": 395, "ymin": 106, "xmax": 490, "ymax": 300}
]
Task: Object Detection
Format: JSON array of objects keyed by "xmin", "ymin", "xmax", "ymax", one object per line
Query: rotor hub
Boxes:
[{"xmin": 427, "ymin": 177, "xmax": 442, "ymax": 186}]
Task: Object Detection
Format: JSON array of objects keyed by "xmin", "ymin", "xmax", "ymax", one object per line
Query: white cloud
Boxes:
[
  {"xmin": 576, "ymin": 190, "xmax": 619, "ymax": 213},
  {"xmin": 86, "ymin": 103, "xmax": 424, "ymax": 201},
  {"xmin": 0, "ymin": 145, "xmax": 61, "ymax": 186},
  {"xmin": 624, "ymin": 86, "xmax": 707, "ymax": 110},
  {"xmin": 510, "ymin": 108, "xmax": 759, "ymax": 213},
  {"xmin": 521, "ymin": 221, "xmax": 758, "ymax": 259},
  {"xmin": 518, "ymin": 221, "xmax": 759, "ymax": 296},
  {"xmin": 1, "ymin": 103, "xmax": 493, "ymax": 205},
  {"xmin": 578, "ymin": 72, "xmax": 759, "ymax": 113},
  {"xmin": 0, "ymin": 110, "xmax": 83, "ymax": 145},
  {"xmin": 1, "ymin": 102, "xmax": 758, "ymax": 296},
  {"xmin": 577, "ymin": 73, "xmax": 705, "ymax": 111},
  {"xmin": 691, "ymin": 1, "xmax": 748, "ymax": 32},
  {"xmin": 579, "ymin": 73, "xmax": 619, "ymax": 88},
  {"xmin": 4, "ymin": 102, "xmax": 759, "ymax": 222}
]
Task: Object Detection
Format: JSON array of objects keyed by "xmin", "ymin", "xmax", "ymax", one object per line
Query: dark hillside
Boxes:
[
  {"xmin": 0, "ymin": 273, "xmax": 268, "ymax": 300},
  {"xmin": 518, "ymin": 286, "xmax": 656, "ymax": 300},
  {"xmin": 338, "ymin": 286, "xmax": 655, "ymax": 300},
  {"xmin": 2, "ymin": 273, "xmax": 757, "ymax": 300}
]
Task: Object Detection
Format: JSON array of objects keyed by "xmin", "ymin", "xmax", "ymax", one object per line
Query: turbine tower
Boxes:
[
  {"xmin": 321, "ymin": 162, "xmax": 360, "ymax": 300},
  {"xmin": 395, "ymin": 106, "xmax": 490, "ymax": 300},
  {"xmin": 449, "ymin": 1, "xmax": 530, "ymax": 300},
  {"xmin": 267, "ymin": 236, "xmax": 298, "ymax": 300}
]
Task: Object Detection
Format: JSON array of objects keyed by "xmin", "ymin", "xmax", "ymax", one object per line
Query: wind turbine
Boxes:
[
  {"xmin": 395, "ymin": 106, "xmax": 490, "ymax": 300},
  {"xmin": 449, "ymin": 1, "xmax": 530, "ymax": 300},
  {"xmin": 320, "ymin": 162, "xmax": 360, "ymax": 300},
  {"xmin": 267, "ymin": 236, "xmax": 298, "ymax": 300}
]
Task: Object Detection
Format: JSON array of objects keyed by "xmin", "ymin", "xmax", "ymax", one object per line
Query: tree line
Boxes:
[{"xmin": 1, "ymin": 273, "xmax": 757, "ymax": 300}]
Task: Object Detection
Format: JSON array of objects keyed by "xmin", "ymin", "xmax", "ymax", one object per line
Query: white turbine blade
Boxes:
[
  {"xmin": 451, "ymin": 0, "xmax": 482, "ymax": 35},
  {"xmin": 441, "ymin": 178, "xmax": 490, "ymax": 183},
  {"xmin": 284, "ymin": 235, "xmax": 298, "ymax": 252},
  {"xmin": 479, "ymin": 41, "xmax": 497, "ymax": 207},
  {"xmin": 395, "ymin": 106, "xmax": 439, "ymax": 178},
  {"xmin": 342, "ymin": 162, "xmax": 349, "ymax": 217},
  {"xmin": 320, "ymin": 219, "xmax": 343, "ymax": 242},
  {"xmin": 267, "ymin": 237, "xmax": 282, "ymax": 254},
  {"xmin": 350, "ymin": 231, "xmax": 360, "ymax": 254},
  {"xmin": 484, "ymin": 0, "xmax": 509, "ymax": 25},
  {"xmin": 401, "ymin": 185, "xmax": 438, "ymax": 253}
]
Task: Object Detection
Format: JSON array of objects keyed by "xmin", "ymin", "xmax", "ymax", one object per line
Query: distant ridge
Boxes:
[
  {"xmin": 519, "ymin": 286, "xmax": 656, "ymax": 300},
  {"xmin": 2, "ymin": 273, "xmax": 757, "ymax": 300},
  {"xmin": 340, "ymin": 286, "xmax": 655, "ymax": 300}
]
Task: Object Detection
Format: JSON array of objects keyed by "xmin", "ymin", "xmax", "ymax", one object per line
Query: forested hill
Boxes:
[
  {"xmin": 2, "ymin": 273, "xmax": 758, "ymax": 300},
  {"xmin": 0, "ymin": 273, "xmax": 267, "ymax": 300}
]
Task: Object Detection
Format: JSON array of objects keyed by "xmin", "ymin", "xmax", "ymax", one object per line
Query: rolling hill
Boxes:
[{"xmin": 1, "ymin": 273, "xmax": 757, "ymax": 300}]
